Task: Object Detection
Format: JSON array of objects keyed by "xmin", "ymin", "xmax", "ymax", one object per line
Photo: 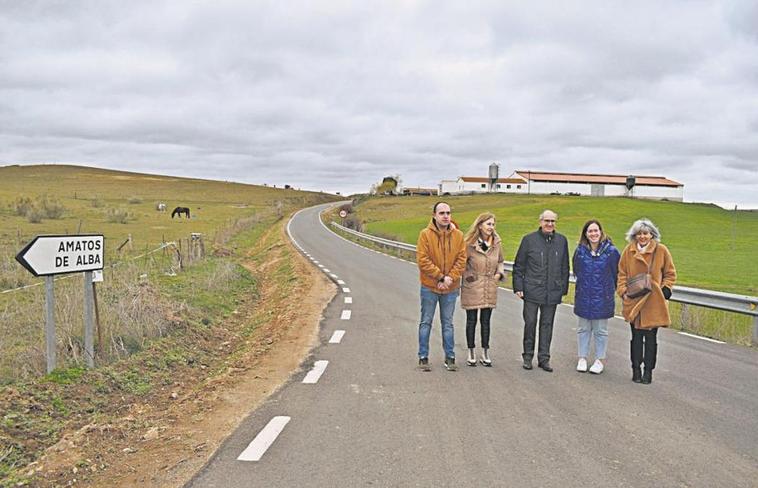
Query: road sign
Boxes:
[
  {"xmin": 16, "ymin": 234, "xmax": 104, "ymax": 277},
  {"xmin": 339, "ymin": 210, "xmax": 348, "ymax": 218}
]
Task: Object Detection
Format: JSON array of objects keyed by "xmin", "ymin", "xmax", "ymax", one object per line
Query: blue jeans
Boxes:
[
  {"xmin": 418, "ymin": 286, "xmax": 458, "ymax": 359},
  {"xmin": 577, "ymin": 317, "xmax": 609, "ymax": 359}
]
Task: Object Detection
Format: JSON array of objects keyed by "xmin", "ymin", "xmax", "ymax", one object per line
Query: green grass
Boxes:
[
  {"xmin": 44, "ymin": 367, "xmax": 86, "ymax": 385},
  {"xmin": 354, "ymin": 194, "xmax": 758, "ymax": 295},
  {"xmin": 0, "ymin": 164, "xmax": 336, "ymax": 281}
]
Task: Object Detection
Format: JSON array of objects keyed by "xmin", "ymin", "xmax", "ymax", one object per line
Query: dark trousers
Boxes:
[
  {"xmin": 466, "ymin": 308, "xmax": 492, "ymax": 349},
  {"xmin": 630, "ymin": 325, "xmax": 658, "ymax": 370},
  {"xmin": 522, "ymin": 301, "xmax": 557, "ymax": 364}
]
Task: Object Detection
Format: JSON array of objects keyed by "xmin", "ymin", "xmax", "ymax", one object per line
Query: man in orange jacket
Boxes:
[{"xmin": 416, "ymin": 202, "xmax": 467, "ymax": 371}]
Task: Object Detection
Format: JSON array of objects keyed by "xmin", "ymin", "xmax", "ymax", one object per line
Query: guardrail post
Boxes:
[{"xmin": 753, "ymin": 316, "xmax": 758, "ymax": 346}]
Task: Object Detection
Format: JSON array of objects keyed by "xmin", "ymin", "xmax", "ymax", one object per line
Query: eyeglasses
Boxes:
[
  {"xmin": 437, "ymin": 211, "xmax": 451, "ymax": 215},
  {"xmin": 542, "ymin": 219, "xmax": 556, "ymax": 223}
]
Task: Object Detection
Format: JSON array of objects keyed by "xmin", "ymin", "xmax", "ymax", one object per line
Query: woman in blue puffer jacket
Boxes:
[{"xmin": 572, "ymin": 219, "xmax": 620, "ymax": 375}]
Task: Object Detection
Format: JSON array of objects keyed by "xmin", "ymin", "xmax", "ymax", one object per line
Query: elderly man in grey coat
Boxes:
[{"xmin": 513, "ymin": 209, "xmax": 570, "ymax": 372}]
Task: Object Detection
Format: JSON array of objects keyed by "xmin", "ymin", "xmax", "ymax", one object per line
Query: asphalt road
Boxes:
[{"xmin": 187, "ymin": 203, "xmax": 758, "ymax": 488}]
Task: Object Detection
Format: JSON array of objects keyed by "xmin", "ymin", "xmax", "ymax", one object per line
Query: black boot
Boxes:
[
  {"xmin": 641, "ymin": 368, "xmax": 652, "ymax": 384},
  {"xmin": 632, "ymin": 367, "xmax": 642, "ymax": 383},
  {"xmin": 630, "ymin": 327, "xmax": 643, "ymax": 383}
]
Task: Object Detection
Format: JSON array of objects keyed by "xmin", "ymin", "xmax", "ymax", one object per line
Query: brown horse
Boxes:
[{"xmin": 171, "ymin": 207, "xmax": 190, "ymax": 218}]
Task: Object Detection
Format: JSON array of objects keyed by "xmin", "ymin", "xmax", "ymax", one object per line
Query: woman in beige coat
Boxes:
[
  {"xmin": 617, "ymin": 219, "xmax": 677, "ymax": 384},
  {"xmin": 461, "ymin": 213, "xmax": 506, "ymax": 367}
]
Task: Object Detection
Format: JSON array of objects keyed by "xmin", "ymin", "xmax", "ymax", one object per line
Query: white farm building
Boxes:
[{"xmin": 439, "ymin": 170, "xmax": 684, "ymax": 201}]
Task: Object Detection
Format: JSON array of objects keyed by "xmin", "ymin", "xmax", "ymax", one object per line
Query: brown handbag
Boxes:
[{"xmin": 625, "ymin": 247, "xmax": 657, "ymax": 299}]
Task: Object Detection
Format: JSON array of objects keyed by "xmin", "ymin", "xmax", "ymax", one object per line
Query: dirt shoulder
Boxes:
[{"xmin": 25, "ymin": 217, "xmax": 335, "ymax": 487}]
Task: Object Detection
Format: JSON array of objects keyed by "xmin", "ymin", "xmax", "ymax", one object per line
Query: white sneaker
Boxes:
[
  {"xmin": 589, "ymin": 359, "xmax": 604, "ymax": 374},
  {"xmin": 577, "ymin": 358, "xmax": 588, "ymax": 372}
]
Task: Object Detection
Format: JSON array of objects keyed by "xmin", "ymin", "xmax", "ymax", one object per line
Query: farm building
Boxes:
[
  {"xmin": 439, "ymin": 170, "xmax": 684, "ymax": 201},
  {"xmin": 439, "ymin": 177, "xmax": 526, "ymax": 195}
]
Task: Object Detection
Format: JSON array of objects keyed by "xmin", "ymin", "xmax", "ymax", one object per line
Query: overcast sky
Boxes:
[{"xmin": 1, "ymin": 1, "xmax": 757, "ymax": 207}]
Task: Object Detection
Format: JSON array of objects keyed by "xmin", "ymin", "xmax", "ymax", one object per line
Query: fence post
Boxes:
[
  {"xmin": 45, "ymin": 276, "xmax": 56, "ymax": 373},
  {"xmin": 93, "ymin": 281, "xmax": 102, "ymax": 361},
  {"xmin": 83, "ymin": 271, "xmax": 94, "ymax": 368}
]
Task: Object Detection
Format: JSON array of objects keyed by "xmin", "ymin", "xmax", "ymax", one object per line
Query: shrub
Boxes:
[
  {"xmin": 12, "ymin": 195, "xmax": 65, "ymax": 220},
  {"xmin": 26, "ymin": 208, "xmax": 44, "ymax": 223},
  {"xmin": 38, "ymin": 195, "xmax": 65, "ymax": 219},
  {"xmin": 106, "ymin": 207, "xmax": 132, "ymax": 224},
  {"xmin": 12, "ymin": 196, "xmax": 34, "ymax": 216},
  {"xmin": 128, "ymin": 196, "xmax": 142, "ymax": 204},
  {"xmin": 343, "ymin": 214, "xmax": 363, "ymax": 231},
  {"xmin": 91, "ymin": 198, "xmax": 105, "ymax": 208}
]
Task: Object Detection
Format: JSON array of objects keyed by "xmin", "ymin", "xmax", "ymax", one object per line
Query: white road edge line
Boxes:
[
  {"xmin": 237, "ymin": 416, "xmax": 291, "ymax": 462},
  {"xmin": 337, "ymin": 279, "xmax": 346, "ymax": 285},
  {"xmin": 329, "ymin": 330, "xmax": 346, "ymax": 343},
  {"xmin": 323, "ymin": 268, "xmax": 331, "ymax": 272},
  {"xmin": 341, "ymin": 310, "xmax": 352, "ymax": 320},
  {"xmin": 343, "ymin": 287, "xmax": 351, "ymax": 293},
  {"xmin": 344, "ymin": 297, "xmax": 352, "ymax": 304},
  {"xmin": 677, "ymin": 332, "xmax": 726, "ymax": 344},
  {"xmin": 302, "ymin": 360, "xmax": 329, "ymax": 384},
  {"xmin": 330, "ymin": 273, "xmax": 338, "ymax": 278}
]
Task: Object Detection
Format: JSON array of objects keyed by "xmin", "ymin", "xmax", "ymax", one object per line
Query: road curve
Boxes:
[{"xmin": 187, "ymin": 203, "xmax": 758, "ymax": 488}]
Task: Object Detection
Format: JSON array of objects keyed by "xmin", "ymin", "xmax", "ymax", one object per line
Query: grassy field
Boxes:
[
  {"xmin": 351, "ymin": 194, "xmax": 758, "ymax": 296},
  {"xmin": 0, "ymin": 164, "xmax": 337, "ymax": 380},
  {"xmin": 0, "ymin": 164, "xmax": 333, "ymax": 289}
]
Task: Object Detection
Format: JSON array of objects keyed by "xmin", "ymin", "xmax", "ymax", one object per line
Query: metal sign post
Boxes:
[
  {"xmin": 83, "ymin": 271, "xmax": 94, "ymax": 368},
  {"xmin": 16, "ymin": 234, "xmax": 104, "ymax": 372},
  {"xmin": 45, "ymin": 276, "xmax": 56, "ymax": 373}
]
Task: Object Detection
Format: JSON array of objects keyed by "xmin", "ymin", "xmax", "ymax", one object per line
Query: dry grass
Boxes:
[
  {"xmin": 0, "ymin": 256, "xmax": 177, "ymax": 381},
  {"xmin": 0, "ymin": 165, "xmax": 338, "ymax": 382}
]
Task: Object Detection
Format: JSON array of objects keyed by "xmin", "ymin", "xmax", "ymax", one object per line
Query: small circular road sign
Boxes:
[{"xmin": 339, "ymin": 210, "xmax": 348, "ymax": 218}]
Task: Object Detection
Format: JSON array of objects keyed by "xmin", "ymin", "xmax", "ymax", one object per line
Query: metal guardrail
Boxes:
[{"xmin": 331, "ymin": 221, "xmax": 758, "ymax": 344}]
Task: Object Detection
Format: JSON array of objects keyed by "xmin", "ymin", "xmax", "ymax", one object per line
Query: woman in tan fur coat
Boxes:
[
  {"xmin": 460, "ymin": 213, "xmax": 506, "ymax": 367},
  {"xmin": 617, "ymin": 219, "xmax": 677, "ymax": 384}
]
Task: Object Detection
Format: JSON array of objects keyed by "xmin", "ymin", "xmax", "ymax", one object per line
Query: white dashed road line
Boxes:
[
  {"xmin": 342, "ymin": 287, "xmax": 351, "ymax": 293},
  {"xmin": 337, "ymin": 279, "xmax": 346, "ymax": 285},
  {"xmin": 341, "ymin": 310, "xmax": 352, "ymax": 320},
  {"xmin": 237, "ymin": 416, "xmax": 291, "ymax": 462},
  {"xmin": 344, "ymin": 297, "xmax": 352, "ymax": 304},
  {"xmin": 329, "ymin": 330, "xmax": 346, "ymax": 343},
  {"xmin": 302, "ymin": 360, "xmax": 329, "ymax": 384}
]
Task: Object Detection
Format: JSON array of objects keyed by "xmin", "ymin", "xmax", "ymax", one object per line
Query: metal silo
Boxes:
[{"xmin": 489, "ymin": 162, "xmax": 499, "ymax": 192}]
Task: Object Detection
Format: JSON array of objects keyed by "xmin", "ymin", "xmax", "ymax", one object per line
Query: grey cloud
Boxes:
[{"xmin": 1, "ymin": 1, "xmax": 758, "ymax": 204}]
